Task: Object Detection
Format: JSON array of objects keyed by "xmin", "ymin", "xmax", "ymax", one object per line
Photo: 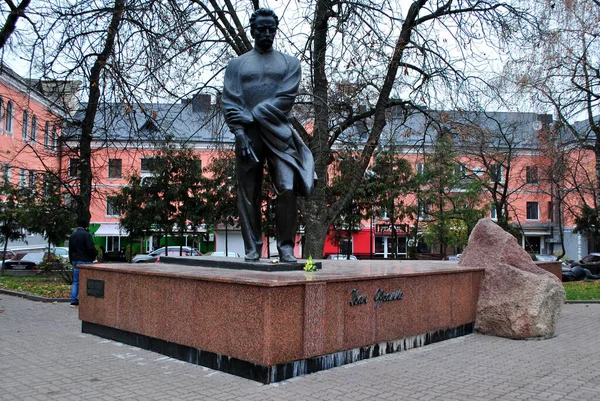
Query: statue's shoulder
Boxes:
[
  {"xmin": 275, "ymin": 50, "xmax": 300, "ymax": 66},
  {"xmin": 226, "ymin": 54, "xmax": 244, "ymax": 68},
  {"xmin": 227, "ymin": 51, "xmax": 254, "ymax": 68}
]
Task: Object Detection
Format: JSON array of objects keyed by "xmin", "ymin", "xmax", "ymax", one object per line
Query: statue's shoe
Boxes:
[
  {"xmin": 244, "ymin": 252, "xmax": 260, "ymax": 262},
  {"xmin": 279, "ymin": 253, "xmax": 297, "ymax": 263}
]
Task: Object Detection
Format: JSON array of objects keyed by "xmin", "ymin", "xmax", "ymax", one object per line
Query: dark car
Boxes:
[
  {"xmin": 3, "ymin": 252, "xmax": 46, "ymax": 270},
  {"xmin": 0, "ymin": 249, "xmax": 15, "ymax": 268},
  {"xmin": 132, "ymin": 247, "xmax": 201, "ymax": 263},
  {"xmin": 570, "ymin": 253, "xmax": 600, "ymax": 275}
]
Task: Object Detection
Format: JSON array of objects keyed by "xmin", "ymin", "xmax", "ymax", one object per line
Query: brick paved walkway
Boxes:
[{"xmin": 1, "ymin": 294, "xmax": 599, "ymax": 401}]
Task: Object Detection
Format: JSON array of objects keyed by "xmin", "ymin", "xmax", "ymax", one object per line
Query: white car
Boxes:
[
  {"xmin": 132, "ymin": 246, "xmax": 201, "ymax": 263},
  {"xmin": 51, "ymin": 247, "xmax": 70, "ymax": 263},
  {"xmin": 327, "ymin": 254, "xmax": 358, "ymax": 260}
]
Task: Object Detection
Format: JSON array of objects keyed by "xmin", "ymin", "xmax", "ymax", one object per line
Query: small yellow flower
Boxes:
[{"xmin": 303, "ymin": 255, "xmax": 316, "ymax": 272}]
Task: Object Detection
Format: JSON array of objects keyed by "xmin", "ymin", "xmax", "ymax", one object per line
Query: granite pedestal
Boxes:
[{"xmin": 78, "ymin": 259, "xmax": 483, "ymax": 383}]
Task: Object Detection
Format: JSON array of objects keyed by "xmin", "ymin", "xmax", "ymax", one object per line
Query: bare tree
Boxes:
[
  {"xmin": 455, "ymin": 110, "xmax": 546, "ymax": 232},
  {"xmin": 200, "ymin": 1, "xmax": 532, "ymax": 257},
  {"xmin": 509, "ymin": 0, "xmax": 600, "ymax": 248},
  {"xmin": 0, "ymin": 0, "xmax": 33, "ymax": 50},
  {"xmin": 13, "ymin": 0, "xmax": 533, "ymax": 257},
  {"xmin": 33, "ymin": 0, "xmax": 219, "ymax": 222}
]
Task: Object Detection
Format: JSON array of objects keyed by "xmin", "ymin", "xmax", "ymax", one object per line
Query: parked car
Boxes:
[
  {"xmin": 326, "ymin": 254, "xmax": 358, "ymax": 260},
  {"xmin": 534, "ymin": 254, "xmax": 558, "ymax": 262},
  {"xmin": 51, "ymin": 247, "xmax": 70, "ymax": 263},
  {"xmin": 154, "ymin": 250, "xmax": 200, "ymax": 263},
  {"xmin": 570, "ymin": 253, "xmax": 600, "ymax": 275},
  {"xmin": 132, "ymin": 247, "xmax": 201, "ymax": 263},
  {"xmin": 0, "ymin": 249, "xmax": 15, "ymax": 268},
  {"xmin": 3, "ymin": 252, "xmax": 49, "ymax": 270},
  {"xmin": 448, "ymin": 254, "xmax": 462, "ymax": 261},
  {"xmin": 208, "ymin": 251, "xmax": 241, "ymax": 258}
]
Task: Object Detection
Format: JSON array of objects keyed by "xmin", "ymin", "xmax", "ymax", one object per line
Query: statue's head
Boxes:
[{"xmin": 250, "ymin": 8, "xmax": 279, "ymax": 52}]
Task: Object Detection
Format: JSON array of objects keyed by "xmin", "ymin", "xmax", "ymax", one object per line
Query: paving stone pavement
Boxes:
[{"xmin": 1, "ymin": 294, "xmax": 599, "ymax": 401}]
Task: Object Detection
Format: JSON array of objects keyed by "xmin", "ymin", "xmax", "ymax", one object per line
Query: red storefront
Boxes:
[{"xmin": 323, "ymin": 223, "xmax": 409, "ymax": 259}]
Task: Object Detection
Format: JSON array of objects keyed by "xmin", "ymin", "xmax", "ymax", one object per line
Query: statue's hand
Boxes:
[
  {"xmin": 226, "ymin": 110, "xmax": 253, "ymax": 125},
  {"xmin": 235, "ymin": 131, "xmax": 259, "ymax": 163}
]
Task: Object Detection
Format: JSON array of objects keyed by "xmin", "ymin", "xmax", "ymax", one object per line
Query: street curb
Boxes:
[{"xmin": 0, "ymin": 288, "xmax": 70, "ymax": 303}]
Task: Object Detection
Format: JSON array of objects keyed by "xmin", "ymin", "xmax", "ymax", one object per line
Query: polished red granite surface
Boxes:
[
  {"xmin": 79, "ymin": 260, "xmax": 483, "ymax": 366},
  {"xmin": 83, "ymin": 258, "xmax": 481, "ymax": 284}
]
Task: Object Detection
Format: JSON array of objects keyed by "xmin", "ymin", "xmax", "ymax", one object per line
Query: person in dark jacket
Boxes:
[{"xmin": 68, "ymin": 219, "xmax": 97, "ymax": 307}]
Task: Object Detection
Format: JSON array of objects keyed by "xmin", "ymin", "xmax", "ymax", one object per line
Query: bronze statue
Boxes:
[{"xmin": 222, "ymin": 8, "xmax": 314, "ymax": 262}]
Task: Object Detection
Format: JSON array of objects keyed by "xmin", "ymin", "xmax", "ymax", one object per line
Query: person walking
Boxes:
[{"xmin": 68, "ymin": 219, "xmax": 97, "ymax": 308}]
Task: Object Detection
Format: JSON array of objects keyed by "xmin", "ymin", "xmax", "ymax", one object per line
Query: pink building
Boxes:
[
  {"xmin": 0, "ymin": 65, "xmax": 72, "ymax": 250},
  {"xmin": 1, "ymin": 64, "xmax": 594, "ymax": 261},
  {"xmin": 323, "ymin": 110, "xmax": 592, "ymax": 261}
]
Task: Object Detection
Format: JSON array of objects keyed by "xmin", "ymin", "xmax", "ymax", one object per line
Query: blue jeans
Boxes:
[{"xmin": 71, "ymin": 261, "xmax": 92, "ymax": 304}]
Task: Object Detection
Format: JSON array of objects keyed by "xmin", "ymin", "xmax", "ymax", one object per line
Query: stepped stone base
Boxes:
[{"xmin": 79, "ymin": 259, "xmax": 483, "ymax": 383}]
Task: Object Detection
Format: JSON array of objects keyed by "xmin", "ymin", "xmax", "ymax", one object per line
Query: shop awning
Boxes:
[
  {"xmin": 523, "ymin": 230, "xmax": 552, "ymax": 236},
  {"xmin": 94, "ymin": 223, "xmax": 128, "ymax": 237},
  {"xmin": 513, "ymin": 223, "xmax": 552, "ymax": 236}
]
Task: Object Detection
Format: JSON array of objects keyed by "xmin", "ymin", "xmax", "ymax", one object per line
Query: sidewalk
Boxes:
[{"xmin": 1, "ymin": 294, "xmax": 599, "ymax": 401}]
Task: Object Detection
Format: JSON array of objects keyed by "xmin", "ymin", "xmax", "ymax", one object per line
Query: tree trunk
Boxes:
[
  {"xmin": 300, "ymin": 0, "xmax": 332, "ymax": 260},
  {"xmin": 302, "ymin": 211, "xmax": 329, "ymax": 259},
  {"xmin": 594, "ymin": 143, "xmax": 600, "ymax": 251},
  {"xmin": 302, "ymin": 1, "xmax": 428, "ymax": 257},
  {"xmin": 77, "ymin": 0, "xmax": 125, "ymax": 223},
  {"xmin": 0, "ymin": 236, "xmax": 8, "ymax": 275}
]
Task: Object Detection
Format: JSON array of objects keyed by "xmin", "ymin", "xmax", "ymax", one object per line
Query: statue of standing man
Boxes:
[{"xmin": 222, "ymin": 8, "xmax": 315, "ymax": 263}]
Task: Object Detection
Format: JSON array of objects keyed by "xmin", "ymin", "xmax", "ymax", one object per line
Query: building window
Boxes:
[
  {"xmin": 141, "ymin": 157, "xmax": 160, "ymax": 173},
  {"xmin": 42, "ymin": 174, "xmax": 50, "ymax": 195},
  {"xmin": 28, "ymin": 170, "xmax": 36, "ymax": 188},
  {"xmin": 416, "ymin": 162, "xmax": 424, "ymax": 175},
  {"xmin": 418, "ymin": 202, "xmax": 430, "ymax": 220},
  {"xmin": 106, "ymin": 197, "xmax": 119, "ymax": 216},
  {"xmin": 51, "ymin": 125, "xmax": 58, "ymax": 150},
  {"xmin": 455, "ymin": 162, "xmax": 466, "ymax": 176},
  {"xmin": 31, "ymin": 116, "xmax": 37, "ymax": 142},
  {"xmin": 68, "ymin": 158, "xmax": 80, "ymax": 177},
  {"xmin": 22, "ymin": 111, "xmax": 29, "ymax": 141},
  {"xmin": 526, "ymin": 166, "xmax": 538, "ymax": 184},
  {"xmin": 490, "ymin": 207, "xmax": 497, "ymax": 220},
  {"xmin": 526, "ymin": 202, "xmax": 539, "ymax": 220},
  {"xmin": 548, "ymin": 201, "xmax": 554, "ymax": 221},
  {"xmin": 5, "ymin": 101, "xmax": 13, "ymax": 133},
  {"xmin": 107, "ymin": 236, "xmax": 120, "ymax": 252},
  {"xmin": 2, "ymin": 164, "xmax": 10, "ymax": 185},
  {"xmin": 19, "ymin": 169, "xmax": 26, "ymax": 188},
  {"xmin": 0, "ymin": 98, "xmax": 4, "ymax": 131},
  {"xmin": 489, "ymin": 164, "xmax": 504, "ymax": 183},
  {"xmin": 108, "ymin": 158, "xmax": 122, "ymax": 178},
  {"xmin": 44, "ymin": 121, "xmax": 50, "ymax": 148}
]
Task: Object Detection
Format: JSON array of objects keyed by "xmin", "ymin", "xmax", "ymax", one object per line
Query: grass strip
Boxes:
[
  {"xmin": 563, "ymin": 280, "xmax": 600, "ymax": 301},
  {"xmin": 0, "ymin": 275, "xmax": 70, "ymax": 298}
]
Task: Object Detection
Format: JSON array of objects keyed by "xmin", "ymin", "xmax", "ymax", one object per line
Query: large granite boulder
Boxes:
[{"xmin": 459, "ymin": 218, "xmax": 565, "ymax": 339}]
